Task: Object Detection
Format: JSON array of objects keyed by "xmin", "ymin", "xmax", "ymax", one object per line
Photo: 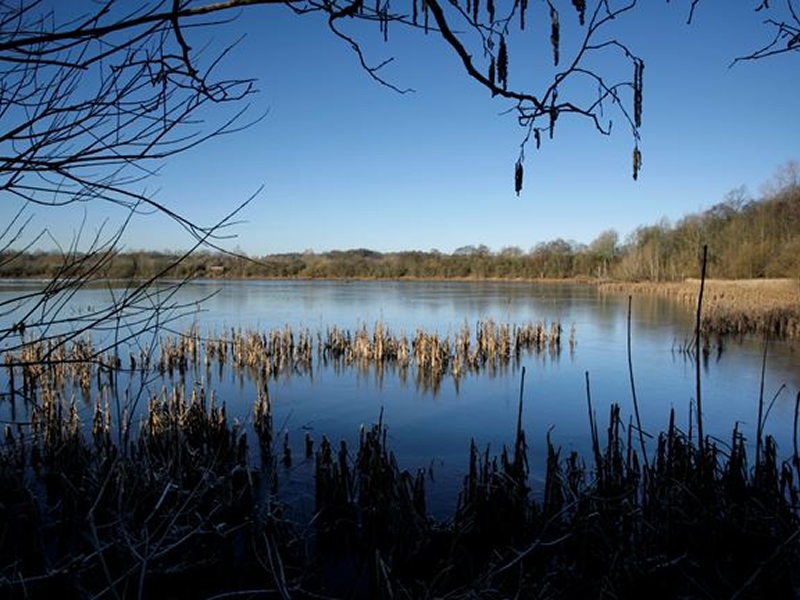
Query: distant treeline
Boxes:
[{"xmin": 3, "ymin": 176, "xmax": 799, "ymax": 282}]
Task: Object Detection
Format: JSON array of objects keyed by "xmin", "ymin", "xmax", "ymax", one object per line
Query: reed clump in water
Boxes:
[
  {"xmin": 5, "ymin": 319, "xmax": 567, "ymax": 409},
  {"xmin": 416, "ymin": 402, "xmax": 799, "ymax": 599},
  {"xmin": 191, "ymin": 319, "xmax": 565, "ymax": 393},
  {"xmin": 305, "ymin": 371, "xmax": 800, "ymax": 598},
  {"xmin": 311, "ymin": 413, "xmax": 430, "ymax": 593}
]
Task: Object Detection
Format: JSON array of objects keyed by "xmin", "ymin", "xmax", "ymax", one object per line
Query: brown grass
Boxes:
[{"xmin": 600, "ymin": 278, "xmax": 800, "ymax": 339}]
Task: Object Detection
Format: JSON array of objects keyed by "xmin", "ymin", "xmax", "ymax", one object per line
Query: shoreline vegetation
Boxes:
[
  {"xmin": 2, "ymin": 323, "xmax": 800, "ymax": 598},
  {"xmin": 3, "ymin": 272, "xmax": 798, "ymax": 340},
  {"xmin": 600, "ymin": 278, "xmax": 800, "ymax": 341}
]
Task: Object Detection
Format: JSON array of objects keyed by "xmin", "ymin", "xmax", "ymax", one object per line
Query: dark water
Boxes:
[{"xmin": 2, "ymin": 279, "xmax": 799, "ymax": 515}]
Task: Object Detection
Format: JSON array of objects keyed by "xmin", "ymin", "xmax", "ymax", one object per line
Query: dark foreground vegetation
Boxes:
[
  {"xmin": 2, "ymin": 169, "xmax": 799, "ymax": 282},
  {"xmin": 2, "ymin": 387, "xmax": 799, "ymax": 599},
  {"xmin": 2, "ymin": 338, "xmax": 800, "ymax": 598}
]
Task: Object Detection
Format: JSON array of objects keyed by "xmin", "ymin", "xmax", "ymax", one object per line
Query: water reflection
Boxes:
[{"xmin": 2, "ymin": 279, "xmax": 799, "ymax": 516}]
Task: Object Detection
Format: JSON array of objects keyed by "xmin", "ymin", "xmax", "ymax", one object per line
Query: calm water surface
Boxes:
[{"xmin": 3, "ymin": 279, "xmax": 799, "ymax": 515}]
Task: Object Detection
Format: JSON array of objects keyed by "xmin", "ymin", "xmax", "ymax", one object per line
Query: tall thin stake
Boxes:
[
  {"xmin": 585, "ymin": 371, "xmax": 603, "ymax": 486},
  {"xmin": 627, "ymin": 296, "xmax": 648, "ymax": 469},
  {"xmin": 755, "ymin": 329, "xmax": 770, "ymax": 480},
  {"xmin": 694, "ymin": 245, "xmax": 708, "ymax": 456},
  {"xmin": 515, "ymin": 366, "xmax": 526, "ymax": 467}
]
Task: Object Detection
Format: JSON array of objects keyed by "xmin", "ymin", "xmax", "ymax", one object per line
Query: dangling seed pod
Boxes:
[
  {"xmin": 572, "ymin": 0, "xmax": 586, "ymax": 26},
  {"xmin": 634, "ymin": 58, "xmax": 644, "ymax": 129},
  {"xmin": 633, "ymin": 146, "xmax": 642, "ymax": 180},
  {"xmin": 488, "ymin": 0, "xmax": 495, "ymax": 23},
  {"xmin": 549, "ymin": 108, "xmax": 558, "ymax": 139},
  {"xmin": 520, "ymin": 0, "xmax": 528, "ymax": 30},
  {"xmin": 489, "ymin": 56, "xmax": 496, "ymax": 91},
  {"xmin": 534, "ymin": 128, "xmax": 541, "ymax": 149},
  {"xmin": 413, "ymin": 0, "xmax": 418, "ymax": 25},
  {"xmin": 473, "ymin": 0, "xmax": 479, "ymax": 23},
  {"xmin": 498, "ymin": 35, "xmax": 508, "ymax": 90},
  {"xmin": 515, "ymin": 160, "xmax": 524, "ymax": 196},
  {"xmin": 423, "ymin": 0, "xmax": 429, "ymax": 33},
  {"xmin": 550, "ymin": 6, "xmax": 560, "ymax": 66}
]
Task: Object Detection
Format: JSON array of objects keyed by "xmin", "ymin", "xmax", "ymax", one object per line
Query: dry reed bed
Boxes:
[
  {"xmin": 601, "ymin": 278, "xmax": 800, "ymax": 339},
  {"xmin": 1, "ymin": 376, "xmax": 799, "ymax": 598},
  {"xmin": 210, "ymin": 319, "xmax": 566, "ymax": 379},
  {"xmin": 3, "ymin": 319, "xmax": 568, "ymax": 404}
]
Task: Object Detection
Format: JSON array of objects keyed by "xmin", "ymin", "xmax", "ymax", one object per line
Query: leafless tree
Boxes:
[{"xmin": 0, "ymin": 1, "xmax": 270, "ymax": 412}]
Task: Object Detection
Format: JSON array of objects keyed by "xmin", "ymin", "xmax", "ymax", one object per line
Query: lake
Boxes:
[{"xmin": 2, "ymin": 278, "xmax": 799, "ymax": 516}]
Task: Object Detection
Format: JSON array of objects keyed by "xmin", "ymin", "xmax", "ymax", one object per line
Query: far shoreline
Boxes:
[{"xmin": 3, "ymin": 275, "xmax": 798, "ymax": 338}]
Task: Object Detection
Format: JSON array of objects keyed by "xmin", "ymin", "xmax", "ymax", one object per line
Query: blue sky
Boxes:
[{"xmin": 9, "ymin": 1, "xmax": 800, "ymax": 255}]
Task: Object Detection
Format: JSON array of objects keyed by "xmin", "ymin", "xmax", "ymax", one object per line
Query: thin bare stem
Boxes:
[{"xmin": 694, "ymin": 245, "xmax": 707, "ymax": 456}]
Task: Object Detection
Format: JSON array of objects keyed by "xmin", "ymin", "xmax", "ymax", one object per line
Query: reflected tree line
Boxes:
[{"xmin": 3, "ymin": 166, "xmax": 798, "ymax": 283}]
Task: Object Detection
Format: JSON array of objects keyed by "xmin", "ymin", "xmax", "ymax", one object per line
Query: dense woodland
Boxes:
[{"xmin": 4, "ymin": 172, "xmax": 799, "ymax": 283}]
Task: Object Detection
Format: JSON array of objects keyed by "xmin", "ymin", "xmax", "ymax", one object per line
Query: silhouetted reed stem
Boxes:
[
  {"xmin": 585, "ymin": 371, "xmax": 603, "ymax": 488},
  {"xmin": 756, "ymin": 329, "xmax": 770, "ymax": 480},
  {"xmin": 695, "ymin": 245, "xmax": 707, "ymax": 455},
  {"xmin": 627, "ymin": 295, "xmax": 648, "ymax": 470}
]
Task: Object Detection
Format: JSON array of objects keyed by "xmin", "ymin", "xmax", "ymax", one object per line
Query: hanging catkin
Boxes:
[{"xmin": 550, "ymin": 6, "xmax": 560, "ymax": 66}]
